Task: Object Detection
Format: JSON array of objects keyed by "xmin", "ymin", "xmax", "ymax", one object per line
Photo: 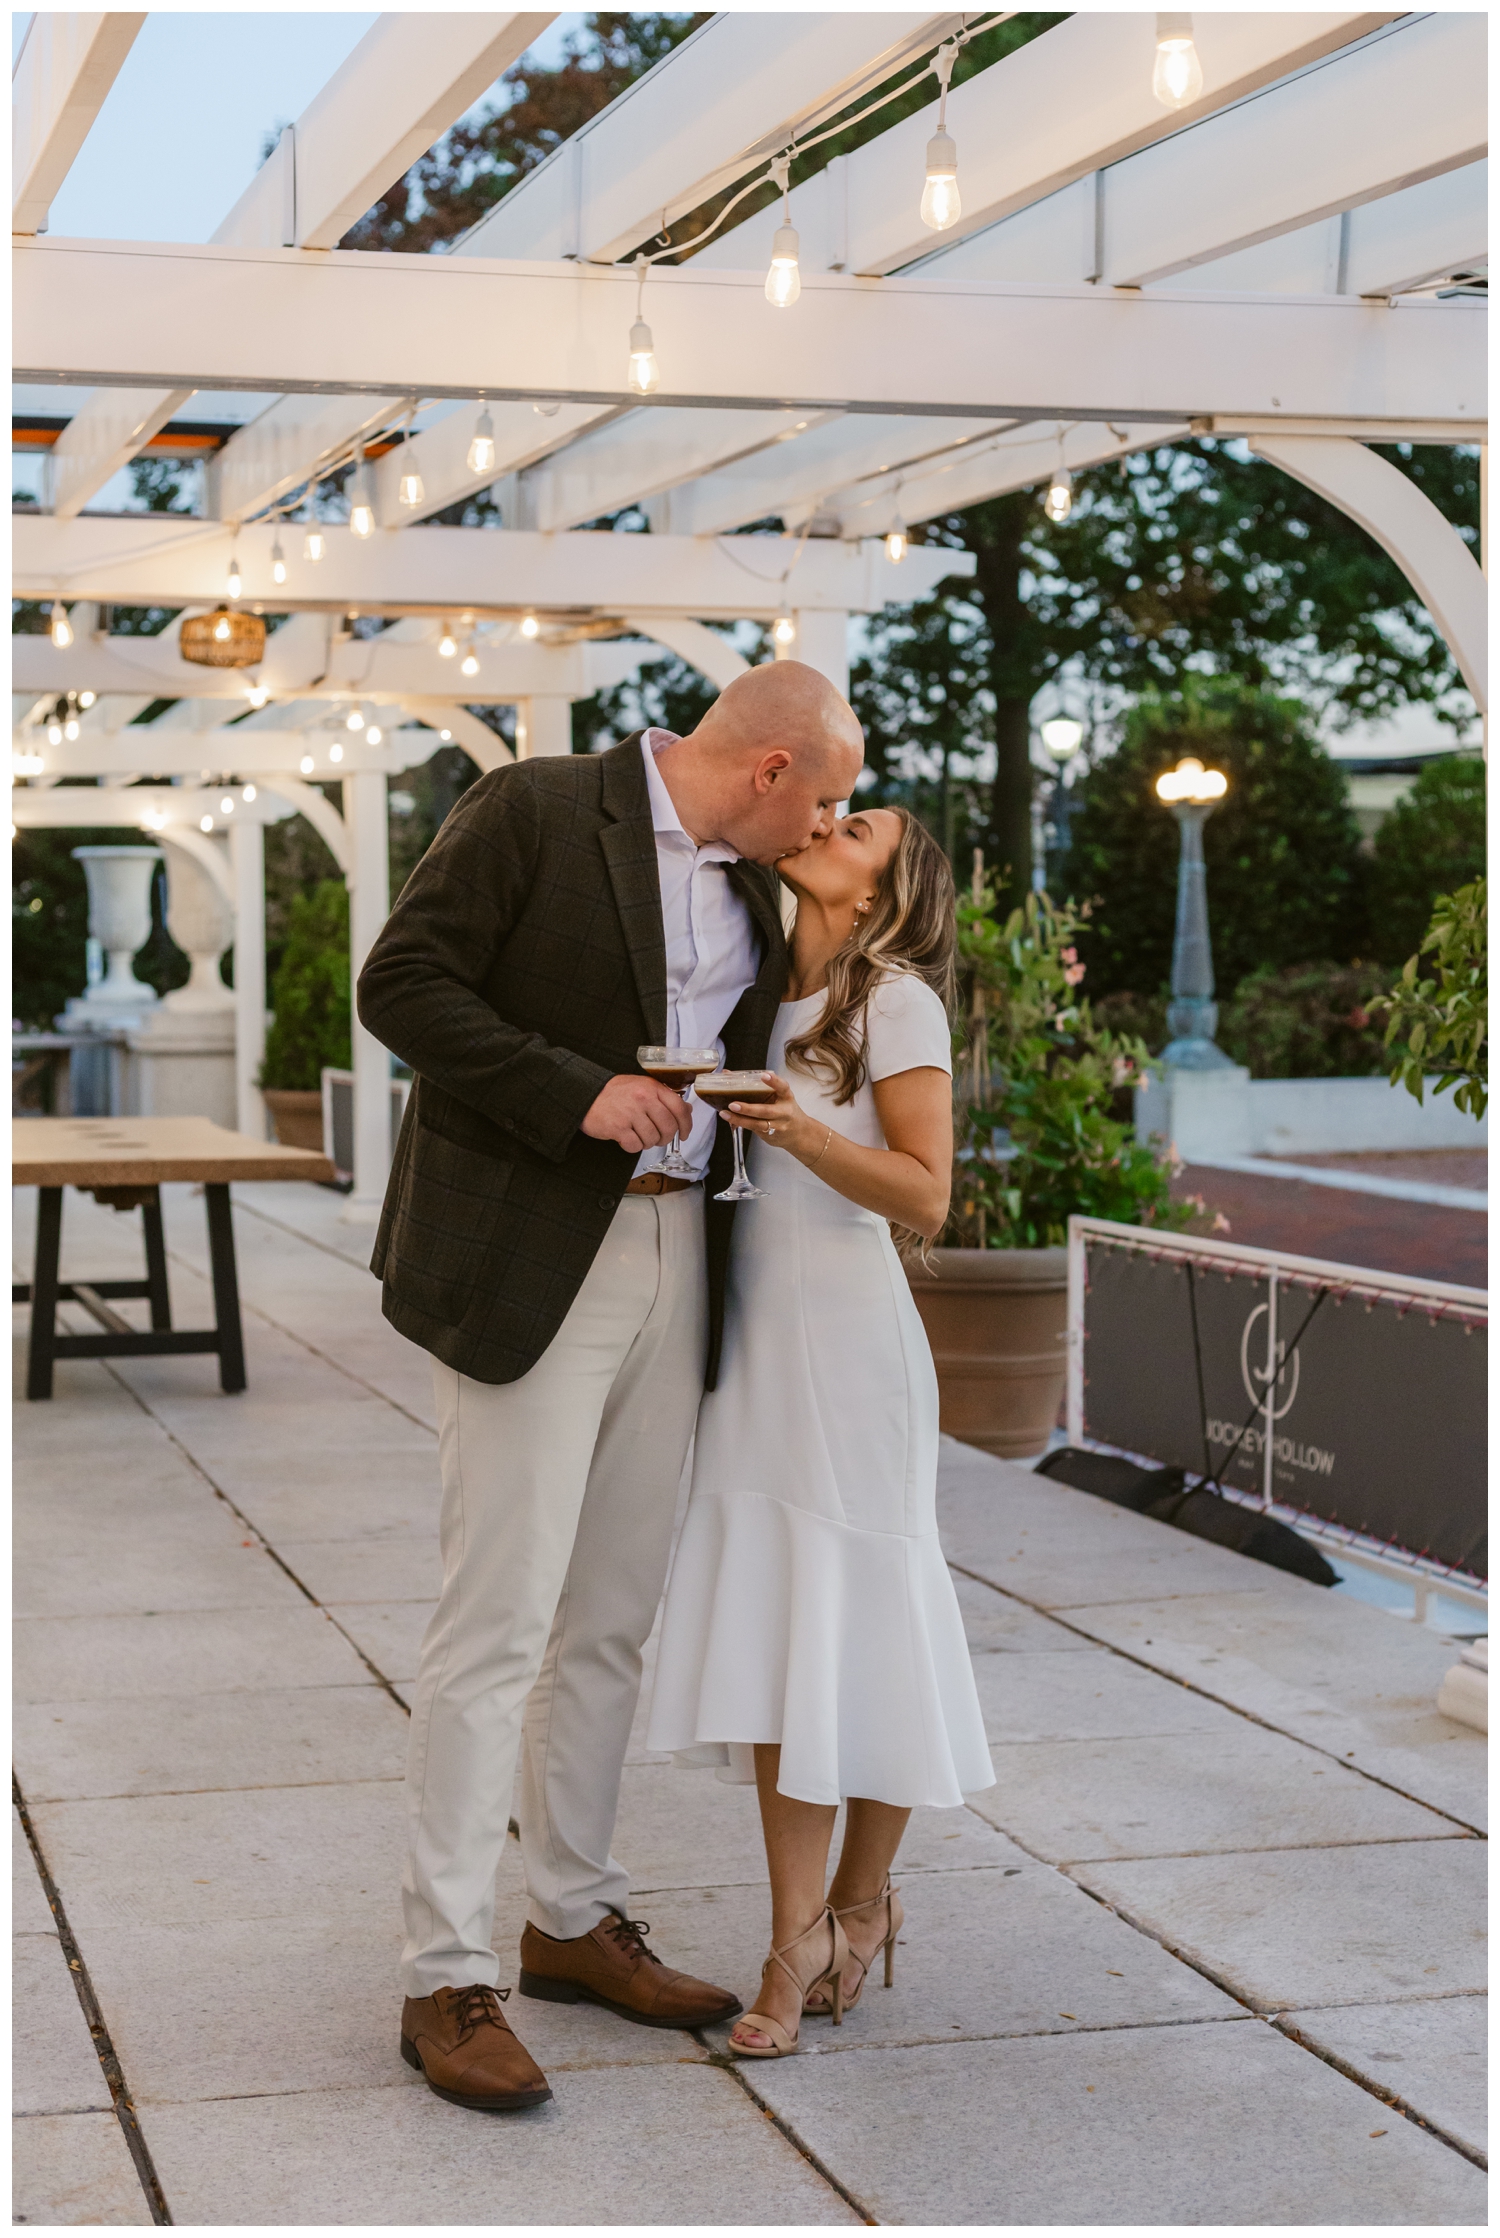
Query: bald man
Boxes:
[{"xmin": 358, "ymin": 663, "xmax": 863, "ymax": 2111}]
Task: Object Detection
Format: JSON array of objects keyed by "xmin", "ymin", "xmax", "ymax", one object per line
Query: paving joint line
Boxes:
[
  {"xmin": 1270, "ymin": 2017, "xmax": 1488, "ymax": 2173},
  {"xmin": 12, "ymin": 1775, "xmax": 173, "ymax": 2226},
  {"xmin": 947, "ymin": 1560, "xmax": 1487, "ymax": 1836},
  {"xmin": 696, "ymin": 2039, "xmax": 878, "ymax": 2224}
]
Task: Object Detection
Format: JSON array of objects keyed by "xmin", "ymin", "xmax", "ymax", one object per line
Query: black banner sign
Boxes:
[{"xmin": 1079, "ymin": 1233, "xmax": 1488, "ymax": 1580}]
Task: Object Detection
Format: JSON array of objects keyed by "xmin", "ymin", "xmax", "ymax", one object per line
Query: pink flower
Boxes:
[
  {"xmin": 1064, "ymin": 963, "xmax": 1086, "ymax": 985},
  {"xmin": 1213, "ymin": 1212, "xmax": 1232, "ymax": 1234},
  {"xmin": 1060, "ymin": 947, "xmax": 1077, "ymax": 963}
]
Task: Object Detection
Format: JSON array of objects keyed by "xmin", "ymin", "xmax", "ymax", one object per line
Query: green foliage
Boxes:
[
  {"xmin": 1367, "ymin": 756, "xmax": 1487, "ymax": 965},
  {"xmin": 948, "ymin": 883, "xmax": 1192, "ymax": 1250},
  {"xmin": 259, "ymin": 881, "xmax": 351, "ymax": 1092},
  {"xmin": 1062, "ymin": 677, "xmax": 1368, "ymax": 999},
  {"xmin": 1372, "ymin": 879, "xmax": 1487, "ymax": 1121},
  {"xmin": 1217, "ymin": 961, "xmax": 1394, "ymax": 1080}
]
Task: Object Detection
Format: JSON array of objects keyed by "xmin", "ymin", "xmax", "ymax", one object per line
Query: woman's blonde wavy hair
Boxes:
[{"xmin": 783, "ymin": 807, "xmax": 957, "ymax": 1105}]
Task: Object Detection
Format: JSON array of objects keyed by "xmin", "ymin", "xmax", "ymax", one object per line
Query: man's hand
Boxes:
[{"xmin": 581, "ymin": 1074, "xmax": 693, "ymax": 1155}]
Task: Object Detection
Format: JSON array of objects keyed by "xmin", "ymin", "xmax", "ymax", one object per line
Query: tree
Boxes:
[
  {"xmin": 856, "ymin": 440, "xmax": 1481, "ymax": 891},
  {"xmin": 1373, "ymin": 878, "xmax": 1487, "ymax": 1121},
  {"xmin": 1060, "ymin": 677, "xmax": 1368, "ymax": 1000},
  {"xmin": 1367, "ymin": 754, "xmax": 1487, "ymax": 965}
]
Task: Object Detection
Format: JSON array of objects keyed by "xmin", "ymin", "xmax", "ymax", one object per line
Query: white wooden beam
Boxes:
[
  {"xmin": 460, "ymin": 13, "xmax": 964, "ymax": 268},
  {"xmin": 657, "ymin": 413, "xmax": 1019, "ymax": 537},
  {"xmin": 13, "ymin": 514, "xmax": 974, "ymax": 619},
  {"xmin": 213, "ymin": 393, "xmax": 407, "ymax": 527},
  {"xmin": 12, "ymin": 12, "xmax": 145, "ymax": 235},
  {"xmin": 516, "ymin": 407, "xmax": 843, "ymax": 533},
  {"xmin": 1248, "ymin": 435, "xmax": 1487, "ymax": 714},
  {"xmin": 50, "ymin": 387, "xmax": 197, "ymax": 520},
  {"xmin": 16, "ymin": 241, "xmax": 1483, "ymax": 432},
  {"xmin": 10, "ymin": 785, "xmax": 299, "ymax": 833},
  {"xmin": 695, "ymin": 13, "xmax": 1400, "ymax": 281},
  {"xmin": 373, "ymin": 399, "xmax": 621, "ymax": 526},
  {"xmin": 1101, "ymin": 15, "xmax": 1487, "ymax": 288},
  {"xmin": 212, "ymin": 13, "xmax": 557, "ymax": 252},
  {"xmin": 1342, "ymin": 162, "xmax": 1488, "ymax": 301},
  {"xmin": 826, "ymin": 420, "xmax": 1188, "ymax": 536},
  {"xmin": 619, "ymin": 618, "xmax": 749, "ymax": 692}
]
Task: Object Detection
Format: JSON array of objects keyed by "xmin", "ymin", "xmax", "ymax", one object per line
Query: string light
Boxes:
[
  {"xmin": 64, "ymin": 713, "xmax": 80, "ymax": 741},
  {"xmin": 349, "ymin": 461, "xmax": 375, "ymax": 538},
  {"xmin": 50, "ymin": 602, "xmax": 73, "ymax": 649},
  {"xmin": 366, "ymin": 723, "xmax": 383, "ymax": 746},
  {"xmin": 245, "ymin": 683, "xmax": 270, "ymax": 709},
  {"xmin": 438, "ymin": 624, "xmax": 457, "ymax": 658},
  {"xmin": 627, "ymin": 256, "xmax": 660, "ymax": 395},
  {"xmin": 467, "ymin": 410, "xmax": 496, "ymax": 475},
  {"xmin": 519, "ymin": 611, "xmax": 540, "ymax": 640},
  {"xmin": 329, "ymin": 742, "xmax": 344, "ymax": 763},
  {"xmin": 271, "ymin": 535, "xmax": 287, "ymax": 585},
  {"xmin": 304, "ymin": 525, "xmax": 325, "ymax": 563},
  {"xmin": 213, "ymin": 614, "xmax": 232, "ymax": 644},
  {"xmin": 765, "ymin": 156, "xmax": 801, "ymax": 309},
  {"xmin": 398, "ymin": 460, "xmax": 425, "ymax": 508},
  {"xmin": 771, "ymin": 607, "xmax": 798, "ymax": 649},
  {"xmin": 439, "ymin": 728, "xmax": 452, "ymax": 742},
  {"xmin": 1153, "ymin": 12, "xmax": 1203, "ymax": 107},
  {"xmin": 228, "ymin": 549, "xmax": 243, "ymax": 600},
  {"xmin": 460, "ymin": 647, "xmax": 481, "ymax": 678},
  {"xmin": 1044, "ymin": 437, "xmax": 1073, "ymax": 523},
  {"xmin": 885, "ymin": 507, "xmax": 909, "ymax": 564},
  {"xmin": 200, "ymin": 814, "xmax": 215, "ymax": 832},
  {"xmin": 13, "ymin": 749, "xmax": 45, "ymax": 775},
  {"xmin": 78, "ymin": 691, "xmax": 95, "ymax": 709},
  {"xmin": 46, "ymin": 719, "xmax": 63, "ymax": 746},
  {"xmin": 242, "ymin": 784, "xmax": 257, "ymax": 802},
  {"xmin": 533, "ymin": 400, "xmax": 561, "ymax": 418},
  {"xmin": 220, "ymin": 794, "xmax": 236, "ymax": 814},
  {"xmin": 299, "ymin": 754, "xmax": 315, "ymax": 774},
  {"xmin": 920, "ymin": 43, "xmax": 961, "ymax": 231}
]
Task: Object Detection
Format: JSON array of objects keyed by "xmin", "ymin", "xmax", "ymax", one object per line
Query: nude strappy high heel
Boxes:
[
  {"xmin": 730, "ymin": 1906, "xmax": 849, "ymax": 2059},
  {"xmin": 803, "ymin": 1878, "xmax": 904, "ymax": 2016}
]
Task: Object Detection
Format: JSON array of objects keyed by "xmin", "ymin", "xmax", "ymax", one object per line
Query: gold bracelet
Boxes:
[{"xmin": 809, "ymin": 1124, "xmax": 833, "ymax": 1170}]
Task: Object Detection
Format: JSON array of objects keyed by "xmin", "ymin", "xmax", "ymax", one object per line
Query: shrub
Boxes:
[
  {"xmin": 1373, "ymin": 878, "xmax": 1487, "ymax": 1121},
  {"xmin": 1217, "ymin": 960, "xmax": 1395, "ymax": 1079},
  {"xmin": 1367, "ymin": 757, "xmax": 1486, "ymax": 966},
  {"xmin": 1063, "ymin": 677, "xmax": 1368, "ymax": 997},
  {"xmin": 259, "ymin": 880, "xmax": 351, "ymax": 1091}
]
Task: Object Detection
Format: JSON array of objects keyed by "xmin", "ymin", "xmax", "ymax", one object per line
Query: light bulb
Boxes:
[
  {"xmin": 213, "ymin": 615, "xmax": 232, "ymax": 643},
  {"xmin": 329, "ymin": 742, "xmax": 344, "ymax": 763},
  {"xmin": 533, "ymin": 400, "xmax": 561, "ymax": 418},
  {"xmin": 200, "ymin": 814, "xmax": 214, "ymax": 832},
  {"xmin": 245, "ymin": 683, "xmax": 269, "ymax": 709},
  {"xmin": 242, "ymin": 784, "xmax": 257, "ymax": 802},
  {"xmin": 460, "ymin": 651, "xmax": 480, "ymax": 678},
  {"xmin": 64, "ymin": 717, "xmax": 80, "ymax": 741},
  {"xmin": 627, "ymin": 319, "xmax": 659, "ymax": 395},
  {"xmin": 398, "ymin": 465, "xmax": 425, "ymax": 509},
  {"xmin": 771, "ymin": 609, "xmax": 797, "ymax": 648},
  {"xmin": 228, "ymin": 553, "xmax": 243, "ymax": 599},
  {"xmin": 439, "ymin": 728, "xmax": 452, "ymax": 742},
  {"xmin": 299, "ymin": 754, "xmax": 315, "ymax": 774},
  {"xmin": 366, "ymin": 723, "xmax": 383, "ymax": 746},
  {"xmin": 1042, "ymin": 717, "xmax": 1085, "ymax": 762},
  {"xmin": 520, "ymin": 611, "xmax": 540, "ymax": 640},
  {"xmin": 1152, "ymin": 14, "xmax": 1203, "ymax": 107},
  {"xmin": 13, "ymin": 750, "xmax": 44, "ymax": 775},
  {"xmin": 47, "ymin": 721, "xmax": 63, "ymax": 746},
  {"xmin": 49, "ymin": 602, "xmax": 72, "ymax": 649},
  {"xmin": 438, "ymin": 626, "xmax": 457, "ymax": 658},
  {"xmin": 271, "ymin": 537, "xmax": 286, "ymax": 585},
  {"xmin": 349, "ymin": 498, "xmax": 374, "ymax": 538},
  {"xmin": 765, "ymin": 224, "xmax": 801, "ymax": 308},
  {"xmin": 885, "ymin": 519, "xmax": 908, "ymax": 564},
  {"xmin": 304, "ymin": 526, "xmax": 325, "ymax": 563},
  {"xmin": 1044, "ymin": 464, "xmax": 1073, "ymax": 523},
  {"xmin": 920, "ymin": 132, "xmax": 961, "ymax": 231},
  {"xmin": 78, "ymin": 691, "xmax": 95, "ymax": 709},
  {"xmin": 220, "ymin": 794, "xmax": 235, "ymax": 814},
  {"xmin": 346, "ymin": 706, "xmax": 365, "ymax": 731},
  {"xmin": 467, "ymin": 410, "xmax": 496, "ymax": 475}
]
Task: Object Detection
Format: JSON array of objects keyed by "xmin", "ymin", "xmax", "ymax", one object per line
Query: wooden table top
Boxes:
[{"xmin": 13, "ymin": 1116, "xmax": 336, "ymax": 1188}]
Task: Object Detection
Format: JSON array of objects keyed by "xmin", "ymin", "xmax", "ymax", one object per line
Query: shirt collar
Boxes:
[{"xmin": 640, "ymin": 729, "xmax": 739, "ymax": 861}]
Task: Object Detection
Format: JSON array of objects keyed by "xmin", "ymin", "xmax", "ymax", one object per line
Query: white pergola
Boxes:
[{"xmin": 12, "ymin": 8, "xmax": 1487, "ymax": 1206}]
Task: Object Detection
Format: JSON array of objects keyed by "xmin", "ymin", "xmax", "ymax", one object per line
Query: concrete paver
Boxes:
[
  {"xmin": 949, "ymin": 1570, "xmax": 1099, "ymax": 1652},
  {"xmin": 14, "ymin": 1810, "xmax": 58, "ymax": 1938},
  {"xmin": 971, "ymin": 1644, "xmax": 1238, "ymax": 1744},
  {"xmin": 13, "ymin": 1936, "xmax": 113, "ymax": 2117},
  {"xmin": 752, "ymin": 2020, "xmax": 1489, "ymax": 2226},
  {"xmin": 12, "ymin": 2113, "xmax": 154, "ymax": 2227},
  {"xmin": 1076, "ymin": 1839, "xmax": 1487, "ymax": 2010},
  {"xmin": 1283, "ymin": 1996, "xmax": 1488, "ymax": 2160},
  {"xmin": 322, "ymin": 1598, "xmax": 437, "ymax": 1686},
  {"xmin": 14, "ymin": 1605, "xmax": 373, "ymax": 1703}
]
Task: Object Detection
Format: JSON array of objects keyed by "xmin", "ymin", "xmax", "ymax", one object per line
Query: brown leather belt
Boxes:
[{"xmin": 624, "ymin": 1173, "xmax": 698, "ymax": 1196}]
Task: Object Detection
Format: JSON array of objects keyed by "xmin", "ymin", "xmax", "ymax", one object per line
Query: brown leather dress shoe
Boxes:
[
  {"xmin": 518, "ymin": 1911, "xmax": 742, "ymax": 2030},
  {"xmin": 401, "ymin": 1983, "xmax": 552, "ymax": 2112}
]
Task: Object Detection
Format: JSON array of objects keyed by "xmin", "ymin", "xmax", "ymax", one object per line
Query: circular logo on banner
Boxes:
[{"xmin": 1239, "ymin": 1302, "xmax": 1301, "ymax": 1421}]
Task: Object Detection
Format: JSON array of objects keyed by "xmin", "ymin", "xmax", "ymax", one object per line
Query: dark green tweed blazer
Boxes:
[{"xmin": 358, "ymin": 735, "xmax": 787, "ymax": 1387}]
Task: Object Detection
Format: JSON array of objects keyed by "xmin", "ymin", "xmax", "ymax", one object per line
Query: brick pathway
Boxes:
[{"xmin": 1176, "ymin": 1165, "xmax": 1487, "ymax": 1289}]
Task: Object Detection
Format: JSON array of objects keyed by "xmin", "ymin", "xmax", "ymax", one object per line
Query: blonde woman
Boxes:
[{"xmin": 648, "ymin": 806, "xmax": 994, "ymax": 2056}]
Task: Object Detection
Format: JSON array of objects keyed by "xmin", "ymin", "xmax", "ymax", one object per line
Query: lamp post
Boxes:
[
  {"xmin": 1041, "ymin": 717, "xmax": 1084, "ymax": 882},
  {"xmin": 1155, "ymin": 756, "xmax": 1232, "ymax": 1069}
]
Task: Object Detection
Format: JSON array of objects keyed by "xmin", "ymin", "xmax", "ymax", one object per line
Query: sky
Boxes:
[{"xmin": 22, "ymin": 11, "xmax": 586, "ymax": 244}]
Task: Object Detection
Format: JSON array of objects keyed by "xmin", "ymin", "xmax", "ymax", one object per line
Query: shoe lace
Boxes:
[
  {"xmin": 602, "ymin": 1914, "xmax": 660, "ymax": 1966},
  {"xmin": 450, "ymin": 1983, "xmax": 511, "ymax": 2043}
]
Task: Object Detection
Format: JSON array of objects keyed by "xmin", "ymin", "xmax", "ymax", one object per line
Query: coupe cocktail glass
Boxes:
[
  {"xmin": 695, "ymin": 1071, "xmax": 777, "ymax": 1201},
  {"xmin": 636, "ymin": 1046, "xmax": 721, "ymax": 1178}
]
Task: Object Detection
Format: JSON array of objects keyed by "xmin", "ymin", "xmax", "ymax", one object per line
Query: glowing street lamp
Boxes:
[{"xmin": 1155, "ymin": 756, "xmax": 1232, "ymax": 1067}]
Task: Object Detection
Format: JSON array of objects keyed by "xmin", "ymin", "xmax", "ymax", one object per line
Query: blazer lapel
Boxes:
[{"xmin": 598, "ymin": 736, "xmax": 668, "ymax": 1044}]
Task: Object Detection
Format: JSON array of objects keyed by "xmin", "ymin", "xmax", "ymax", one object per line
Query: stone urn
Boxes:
[
  {"xmin": 63, "ymin": 846, "xmax": 163, "ymax": 1025},
  {"xmin": 126, "ymin": 841, "xmax": 238, "ymax": 1127},
  {"xmin": 905, "ymin": 1246, "xmax": 1069, "ymax": 1461},
  {"xmin": 160, "ymin": 840, "xmax": 234, "ymax": 1012}
]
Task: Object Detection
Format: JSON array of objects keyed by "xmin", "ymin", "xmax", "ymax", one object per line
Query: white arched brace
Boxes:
[
  {"xmin": 258, "ymin": 775, "xmax": 350, "ymax": 873},
  {"xmin": 394, "ymin": 698, "xmax": 515, "ymax": 772},
  {"xmin": 622, "ymin": 617, "xmax": 751, "ymax": 694},
  {"xmin": 1249, "ymin": 434, "xmax": 1487, "ymax": 716}
]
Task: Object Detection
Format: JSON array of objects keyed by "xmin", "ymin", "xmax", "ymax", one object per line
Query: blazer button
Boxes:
[{"xmin": 598, "ymin": 1194, "xmax": 615, "ymax": 1210}]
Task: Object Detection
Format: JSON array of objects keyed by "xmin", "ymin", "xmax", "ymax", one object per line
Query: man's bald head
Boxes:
[{"xmin": 654, "ymin": 659, "xmax": 865, "ymax": 865}]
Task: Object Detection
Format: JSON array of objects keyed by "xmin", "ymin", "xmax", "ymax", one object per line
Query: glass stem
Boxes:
[{"xmin": 732, "ymin": 1128, "xmax": 750, "ymax": 1190}]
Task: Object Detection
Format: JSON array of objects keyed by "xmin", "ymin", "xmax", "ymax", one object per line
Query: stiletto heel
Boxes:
[
  {"xmin": 730, "ymin": 1907, "xmax": 848, "ymax": 2059},
  {"xmin": 804, "ymin": 1878, "xmax": 903, "ymax": 2016}
]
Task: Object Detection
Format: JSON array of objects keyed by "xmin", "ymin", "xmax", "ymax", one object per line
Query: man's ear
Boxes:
[{"xmin": 753, "ymin": 750, "xmax": 793, "ymax": 794}]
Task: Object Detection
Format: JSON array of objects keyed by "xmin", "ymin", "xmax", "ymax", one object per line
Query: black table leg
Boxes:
[
  {"xmin": 27, "ymin": 1187, "xmax": 64, "ymax": 1402},
  {"xmin": 203, "ymin": 1183, "xmax": 246, "ymax": 1394},
  {"xmin": 141, "ymin": 1188, "xmax": 172, "ymax": 1330}
]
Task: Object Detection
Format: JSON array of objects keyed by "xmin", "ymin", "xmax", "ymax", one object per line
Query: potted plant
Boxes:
[
  {"xmin": 258, "ymin": 880, "xmax": 351, "ymax": 1149},
  {"xmin": 906, "ymin": 876, "xmax": 1193, "ymax": 1460}
]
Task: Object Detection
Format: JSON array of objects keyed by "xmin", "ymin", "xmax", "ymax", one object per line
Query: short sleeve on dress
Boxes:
[{"xmin": 864, "ymin": 973, "xmax": 953, "ymax": 1083}]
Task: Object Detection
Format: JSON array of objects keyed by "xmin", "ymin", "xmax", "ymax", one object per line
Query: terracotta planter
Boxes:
[
  {"xmin": 262, "ymin": 1088, "xmax": 325, "ymax": 1153},
  {"xmin": 906, "ymin": 1246, "xmax": 1069, "ymax": 1461}
]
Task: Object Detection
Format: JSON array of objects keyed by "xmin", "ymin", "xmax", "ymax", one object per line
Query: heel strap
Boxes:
[
  {"xmin": 833, "ymin": 1877, "xmax": 899, "ymax": 1923},
  {"xmin": 767, "ymin": 1905, "xmax": 843, "ymax": 1999}
]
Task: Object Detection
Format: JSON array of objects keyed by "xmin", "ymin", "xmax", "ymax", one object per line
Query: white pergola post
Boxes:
[
  {"xmin": 229, "ymin": 815, "xmax": 267, "ymax": 1141},
  {"xmin": 343, "ymin": 767, "xmax": 391, "ymax": 1219},
  {"xmin": 789, "ymin": 610, "xmax": 850, "ymax": 700},
  {"xmin": 515, "ymin": 697, "xmax": 573, "ymax": 759}
]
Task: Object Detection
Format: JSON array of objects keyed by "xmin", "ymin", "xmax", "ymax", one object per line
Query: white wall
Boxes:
[{"xmin": 1136, "ymin": 1071, "xmax": 1487, "ymax": 1162}]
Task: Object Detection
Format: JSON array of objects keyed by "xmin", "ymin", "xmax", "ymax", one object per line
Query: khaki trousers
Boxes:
[{"xmin": 401, "ymin": 1189, "xmax": 708, "ymax": 1996}]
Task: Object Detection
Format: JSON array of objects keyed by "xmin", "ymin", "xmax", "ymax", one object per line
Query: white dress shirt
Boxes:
[{"xmin": 633, "ymin": 729, "xmax": 760, "ymax": 1181}]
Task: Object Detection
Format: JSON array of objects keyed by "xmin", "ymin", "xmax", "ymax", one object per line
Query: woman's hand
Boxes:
[{"xmin": 724, "ymin": 1074, "xmax": 819, "ymax": 1161}]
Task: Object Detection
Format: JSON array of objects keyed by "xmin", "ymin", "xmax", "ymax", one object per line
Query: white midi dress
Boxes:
[{"xmin": 647, "ymin": 973, "xmax": 996, "ymax": 1809}]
